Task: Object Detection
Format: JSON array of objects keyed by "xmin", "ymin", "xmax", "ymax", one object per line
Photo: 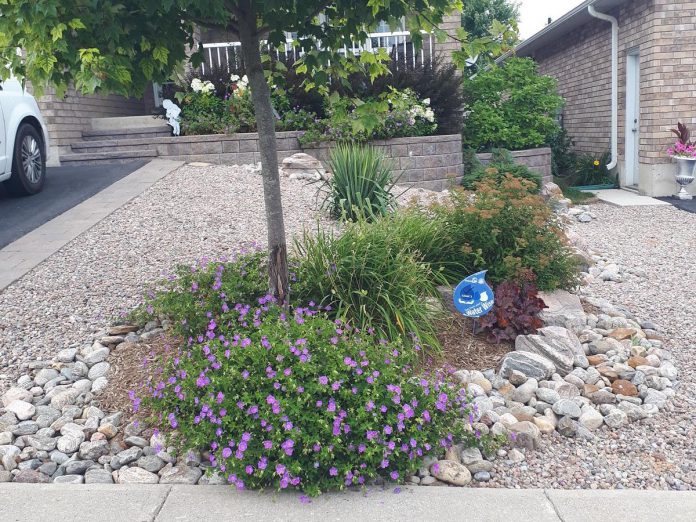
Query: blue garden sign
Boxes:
[{"xmin": 453, "ymin": 270, "xmax": 494, "ymax": 318}]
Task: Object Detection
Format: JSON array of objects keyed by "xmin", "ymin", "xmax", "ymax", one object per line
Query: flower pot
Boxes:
[{"xmin": 673, "ymin": 157, "xmax": 696, "ymax": 200}]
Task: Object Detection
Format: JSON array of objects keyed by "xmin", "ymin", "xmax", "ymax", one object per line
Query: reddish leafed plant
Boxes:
[{"xmin": 478, "ymin": 280, "xmax": 547, "ymax": 344}]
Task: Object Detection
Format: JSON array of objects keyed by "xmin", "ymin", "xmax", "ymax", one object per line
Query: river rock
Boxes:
[
  {"xmin": 87, "ymin": 362, "xmax": 110, "ymax": 380},
  {"xmin": 117, "ymin": 467, "xmax": 159, "ymax": 484},
  {"xmin": 552, "ymin": 399, "xmax": 581, "ymax": 419},
  {"xmin": 159, "ymin": 466, "xmax": 203, "ymax": 485},
  {"xmin": 612, "ymin": 379, "xmax": 638, "ymax": 397},
  {"xmin": 430, "ymin": 460, "xmax": 472, "ymax": 486},
  {"xmin": 85, "ymin": 469, "xmax": 114, "ymax": 484},
  {"xmin": 280, "ymin": 153, "xmax": 325, "ymax": 181},
  {"xmin": 578, "ymin": 407, "xmax": 604, "ymax": 430},
  {"xmin": 499, "ymin": 351, "xmax": 556, "ymax": 381},
  {"xmin": 6, "ymin": 400, "xmax": 35, "ymax": 421},
  {"xmin": 537, "ymin": 290, "xmax": 587, "ymax": 333},
  {"xmin": 2, "ymin": 387, "xmax": 33, "ymax": 407},
  {"xmin": 515, "ymin": 333, "xmax": 575, "ymax": 376}
]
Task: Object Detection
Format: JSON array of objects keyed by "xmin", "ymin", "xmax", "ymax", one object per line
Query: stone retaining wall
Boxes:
[
  {"xmin": 476, "ymin": 148, "xmax": 553, "ymax": 185},
  {"xmin": 140, "ymin": 132, "xmax": 464, "ymax": 191}
]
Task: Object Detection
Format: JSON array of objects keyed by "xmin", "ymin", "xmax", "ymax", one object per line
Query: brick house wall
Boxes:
[{"xmin": 523, "ymin": 0, "xmax": 696, "ymax": 196}]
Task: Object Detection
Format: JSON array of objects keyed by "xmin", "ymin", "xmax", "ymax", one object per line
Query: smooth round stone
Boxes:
[
  {"xmin": 64, "ymin": 459, "xmax": 95, "ymax": 475},
  {"xmin": 159, "ymin": 466, "xmax": 203, "ymax": 485},
  {"xmin": 474, "ymin": 471, "xmax": 491, "ymax": 482},
  {"xmin": 72, "ymin": 380, "xmax": 93, "ymax": 394},
  {"xmin": 91, "ymin": 377, "xmax": 109, "ymax": 394},
  {"xmin": 552, "ymin": 399, "xmax": 581, "ymax": 419},
  {"xmin": 137, "ymin": 455, "xmax": 166, "ymax": 473},
  {"xmin": 85, "ymin": 469, "xmax": 114, "ymax": 484},
  {"xmin": 117, "ymin": 467, "xmax": 159, "ymax": 484},
  {"xmin": 34, "ymin": 369, "xmax": 60, "ymax": 387},
  {"xmin": 53, "ymin": 474, "xmax": 84, "ymax": 484},
  {"xmin": 57, "ymin": 432, "xmax": 85, "ymax": 454},
  {"xmin": 6, "ymin": 400, "xmax": 36, "ymax": 421},
  {"xmin": 56, "ymin": 349, "xmax": 78, "ymax": 363}
]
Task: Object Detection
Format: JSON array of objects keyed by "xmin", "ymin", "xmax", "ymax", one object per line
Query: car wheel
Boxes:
[{"xmin": 4, "ymin": 123, "xmax": 46, "ymax": 196}]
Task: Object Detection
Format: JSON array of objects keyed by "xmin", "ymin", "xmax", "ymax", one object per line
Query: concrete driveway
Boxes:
[{"xmin": 0, "ymin": 161, "xmax": 147, "ymax": 249}]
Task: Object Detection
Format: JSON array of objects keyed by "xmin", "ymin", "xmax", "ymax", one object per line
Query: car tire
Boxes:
[{"xmin": 4, "ymin": 123, "xmax": 46, "ymax": 196}]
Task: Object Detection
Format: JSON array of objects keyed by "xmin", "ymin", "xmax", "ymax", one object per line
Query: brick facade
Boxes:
[{"xmin": 522, "ymin": 0, "xmax": 696, "ymax": 196}]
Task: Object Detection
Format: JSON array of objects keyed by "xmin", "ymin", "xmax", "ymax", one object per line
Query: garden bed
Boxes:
[{"xmin": 0, "ymin": 163, "xmax": 687, "ymax": 491}]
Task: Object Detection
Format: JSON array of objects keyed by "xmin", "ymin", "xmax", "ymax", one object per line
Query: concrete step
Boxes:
[
  {"xmin": 89, "ymin": 115, "xmax": 168, "ymax": 131},
  {"xmin": 71, "ymin": 137, "xmax": 163, "ymax": 153},
  {"xmin": 81, "ymin": 127, "xmax": 172, "ymax": 142},
  {"xmin": 60, "ymin": 149, "xmax": 158, "ymax": 166}
]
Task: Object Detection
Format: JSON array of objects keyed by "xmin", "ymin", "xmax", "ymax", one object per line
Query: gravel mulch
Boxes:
[
  {"xmin": 485, "ymin": 202, "xmax": 696, "ymax": 491},
  {"xmin": 0, "ymin": 164, "xmax": 329, "ymax": 390}
]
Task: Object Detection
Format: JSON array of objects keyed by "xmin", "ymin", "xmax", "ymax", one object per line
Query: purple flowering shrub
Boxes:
[
  {"xmin": 135, "ymin": 300, "xmax": 481, "ymax": 496},
  {"xmin": 130, "ymin": 250, "xmax": 272, "ymax": 339}
]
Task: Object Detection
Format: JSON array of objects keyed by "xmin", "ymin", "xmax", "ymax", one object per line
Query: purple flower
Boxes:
[
  {"xmin": 390, "ymin": 471, "xmax": 399, "ymax": 481},
  {"xmin": 222, "ymin": 447, "xmax": 232, "ymax": 459},
  {"xmin": 276, "ymin": 464, "xmax": 286, "ymax": 475},
  {"xmin": 329, "ymin": 467, "xmax": 338, "ymax": 477},
  {"xmin": 318, "ymin": 376, "xmax": 328, "ymax": 385}
]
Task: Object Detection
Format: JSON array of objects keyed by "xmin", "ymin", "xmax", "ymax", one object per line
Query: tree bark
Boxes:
[{"xmin": 237, "ymin": 8, "xmax": 289, "ymax": 306}]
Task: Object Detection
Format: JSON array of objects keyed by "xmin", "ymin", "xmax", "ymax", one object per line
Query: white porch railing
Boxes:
[{"xmin": 200, "ymin": 31, "xmax": 435, "ymax": 74}]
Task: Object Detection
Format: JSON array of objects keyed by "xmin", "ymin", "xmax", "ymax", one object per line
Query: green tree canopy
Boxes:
[
  {"xmin": 461, "ymin": 0, "xmax": 520, "ymax": 39},
  {"xmin": 0, "ymin": 0, "xmax": 490, "ymax": 303}
]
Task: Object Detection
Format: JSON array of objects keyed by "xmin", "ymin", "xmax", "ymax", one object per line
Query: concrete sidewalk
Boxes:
[
  {"xmin": 1, "ymin": 484, "xmax": 694, "ymax": 522},
  {"xmin": 0, "ymin": 159, "xmax": 183, "ymax": 291}
]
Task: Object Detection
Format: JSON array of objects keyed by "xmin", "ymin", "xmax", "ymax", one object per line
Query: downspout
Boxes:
[{"xmin": 588, "ymin": 3, "xmax": 618, "ymax": 170}]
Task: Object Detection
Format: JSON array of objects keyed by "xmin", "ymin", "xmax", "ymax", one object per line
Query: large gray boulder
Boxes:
[
  {"xmin": 499, "ymin": 351, "xmax": 556, "ymax": 381},
  {"xmin": 515, "ymin": 331, "xmax": 576, "ymax": 376},
  {"xmin": 538, "ymin": 290, "xmax": 587, "ymax": 333}
]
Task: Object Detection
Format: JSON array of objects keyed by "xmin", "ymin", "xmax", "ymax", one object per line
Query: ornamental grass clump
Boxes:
[
  {"xmin": 294, "ymin": 218, "xmax": 448, "ymax": 350},
  {"xmin": 324, "ymin": 144, "xmax": 397, "ymax": 222},
  {"xmin": 135, "ymin": 300, "xmax": 481, "ymax": 496}
]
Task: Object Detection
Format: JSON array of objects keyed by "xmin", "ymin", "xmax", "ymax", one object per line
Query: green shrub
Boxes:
[
  {"xmin": 179, "ymin": 91, "xmax": 238, "ymax": 135},
  {"xmin": 295, "ymin": 220, "xmax": 448, "ymax": 349},
  {"xmin": 561, "ymin": 152, "xmax": 616, "ymax": 187},
  {"xmin": 434, "ymin": 175, "xmax": 580, "ymax": 291},
  {"xmin": 136, "ymin": 302, "xmax": 487, "ymax": 496},
  {"xmin": 549, "ymin": 127, "xmax": 577, "ymax": 178},
  {"xmin": 130, "ymin": 250, "xmax": 270, "ymax": 339},
  {"xmin": 462, "ymin": 57, "xmax": 563, "ymax": 151},
  {"xmin": 324, "ymin": 144, "xmax": 397, "ymax": 222},
  {"xmin": 299, "ymin": 88, "xmax": 436, "ymax": 147},
  {"xmin": 461, "ymin": 148, "xmax": 541, "ymax": 191}
]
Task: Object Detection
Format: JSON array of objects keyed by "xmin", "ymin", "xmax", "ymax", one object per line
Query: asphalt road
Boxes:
[{"xmin": 0, "ymin": 160, "xmax": 147, "ymax": 249}]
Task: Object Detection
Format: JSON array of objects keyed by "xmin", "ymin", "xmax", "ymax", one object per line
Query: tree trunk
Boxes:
[{"xmin": 238, "ymin": 12, "xmax": 289, "ymax": 306}]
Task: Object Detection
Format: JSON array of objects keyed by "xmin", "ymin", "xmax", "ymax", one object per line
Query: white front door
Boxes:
[{"xmin": 625, "ymin": 50, "xmax": 640, "ymax": 187}]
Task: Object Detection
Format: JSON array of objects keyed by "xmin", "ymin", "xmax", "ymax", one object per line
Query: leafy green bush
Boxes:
[
  {"xmin": 461, "ymin": 148, "xmax": 541, "ymax": 191},
  {"xmin": 462, "ymin": 57, "xmax": 563, "ymax": 151},
  {"xmin": 179, "ymin": 91, "xmax": 238, "ymax": 135},
  {"xmin": 561, "ymin": 152, "xmax": 616, "ymax": 187},
  {"xmin": 324, "ymin": 144, "xmax": 397, "ymax": 222},
  {"xmin": 295, "ymin": 220, "xmax": 448, "ymax": 349},
  {"xmin": 549, "ymin": 126, "xmax": 576, "ymax": 178},
  {"xmin": 177, "ymin": 75, "xmax": 256, "ymax": 135},
  {"xmin": 299, "ymin": 88, "xmax": 436, "ymax": 147},
  {"xmin": 135, "ymin": 301, "xmax": 487, "ymax": 496},
  {"xmin": 434, "ymin": 175, "xmax": 580, "ymax": 291}
]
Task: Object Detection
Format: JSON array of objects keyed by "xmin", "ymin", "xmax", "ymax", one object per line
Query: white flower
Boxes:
[
  {"xmin": 424, "ymin": 108, "xmax": 435, "ymax": 123},
  {"xmin": 422, "ymin": 98, "xmax": 430, "ymax": 106},
  {"xmin": 201, "ymin": 80, "xmax": 215, "ymax": 94},
  {"xmin": 230, "ymin": 74, "xmax": 240, "ymax": 82},
  {"xmin": 190, "ymin": 78, "xmax": 204, "ymax": 92}
]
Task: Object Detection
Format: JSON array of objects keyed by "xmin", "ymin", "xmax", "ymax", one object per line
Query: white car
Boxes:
[{"xmin": 0, "ymin": 78, "xmax": 49, "ymax": 195}]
